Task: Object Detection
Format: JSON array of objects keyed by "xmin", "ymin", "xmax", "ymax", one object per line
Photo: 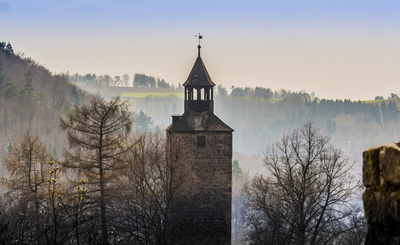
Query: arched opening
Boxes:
[
  {"xmin": 193, "ymin": 89, "xmax": 198, "ymax": 100},
  {"xmin": 205, "ymin": 87, "xmax": 210, "ymax": 100}
]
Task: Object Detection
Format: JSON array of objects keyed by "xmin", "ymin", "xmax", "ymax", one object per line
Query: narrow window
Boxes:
[{"xmin": 197, "ymin": 136, "xmax": 206, "ymax": 148}]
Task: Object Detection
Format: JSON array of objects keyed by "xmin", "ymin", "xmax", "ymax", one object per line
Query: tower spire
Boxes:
[{"xmin": 195, "ymin": 33, "xmax": 203, "ymax": 57}]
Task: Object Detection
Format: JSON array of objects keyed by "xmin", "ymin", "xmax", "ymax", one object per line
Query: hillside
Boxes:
[
  {"xmin": 69, "ymin": 73, "xmax": 400, "ymax": 171},
  {"xmin": 0, "ymin": 42, "xmax": 91, "ymax": 160},
  {"xmin": 120, "ymin": 90, "xmax": 400, "ymax": 170}
]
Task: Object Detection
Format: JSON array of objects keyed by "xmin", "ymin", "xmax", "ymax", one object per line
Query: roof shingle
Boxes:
[
  {"xmin": 182, "ymin": 56, "xmax": 215, "ymax": 87},
  {"xmin": 166, "ymin": 110, "xmax": 233, "ymax": 132}
]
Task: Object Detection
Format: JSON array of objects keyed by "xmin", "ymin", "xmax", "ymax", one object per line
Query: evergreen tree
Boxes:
[
  {"xmin": 20, "ymin": 70, "xmax": 34, "ymax": 97},
  {"xmin": 70, "ymin": 86, "xmax": 80, "ymax": 106},
  {"xmin": 0, "ymin": 59, "xmax": 4, "ymax": 92},
  {"xmin": 5, "ymin": 82, "xmax": 17, "ymax": 99},
  {"xmin": 135, "ymin": 110, "xmax": 153, "ymax": 131}
]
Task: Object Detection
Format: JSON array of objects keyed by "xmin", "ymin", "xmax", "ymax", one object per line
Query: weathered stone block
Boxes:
[
  {"xmin": 363, "ymin": 142, "xmax": 400, "ymax": 245},
  {"xmin": 380, "ymin": 143, "xmax": 400, "ymax": 186},
  {"xmin": 363, "ymin": 187, "xmax": 400, "ymax": 224},
  {"xmin": 363, "ymin": 146, "xmax": 381, "ymax": 187}
]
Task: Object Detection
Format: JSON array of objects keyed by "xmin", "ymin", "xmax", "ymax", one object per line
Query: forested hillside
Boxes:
[
  {"xmin": 67, "ymin": 65, "xmax": 400, "ymax": 168},
  {"xmin": 0, "ymin": 42, "xmax": 90, "ymax": 160},
  {"xmin": 69, "ymin": 75, "xmax": 400, "ymax": 168},
  {"xmin": 122, "ymin": 92, "xmax": 400, "ymax": 168}
]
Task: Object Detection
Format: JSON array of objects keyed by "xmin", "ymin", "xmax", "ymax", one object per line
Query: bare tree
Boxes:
[
  {"xmin": 60, "ymin": 96, "xmax": 134, "ymax": 245},
  {"xmin": 244, "ymin": 123, "xmax": 363, "ymax": 245},
  {"xmin": 113, "ymin": 133, "xmax": 195, "ymax": 244}
]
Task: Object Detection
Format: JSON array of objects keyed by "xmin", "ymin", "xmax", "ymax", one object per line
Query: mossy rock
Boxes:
[{"xmin": 363, "ymin": 146, "xmax": 382, "ymax": 187}]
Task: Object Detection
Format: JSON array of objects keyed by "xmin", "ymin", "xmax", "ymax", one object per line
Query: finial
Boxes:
[
  {"xmin": 197, "ymin": 45, "xmax": 201, "ymax": 57},
  {"xmin": 195, "ymin": 33, "xmax": 203, "ymax": 57}
]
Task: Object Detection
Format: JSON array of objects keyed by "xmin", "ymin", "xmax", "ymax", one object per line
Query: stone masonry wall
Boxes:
[
  {"xmin": 167, "ymin": 131, "xmax": 232, "ymax": 245},
  {"xmin": 363, "ymin": 142, "xmax": 400, "ymax": 245}
]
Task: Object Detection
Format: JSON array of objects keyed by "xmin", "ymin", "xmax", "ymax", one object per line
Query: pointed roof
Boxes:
[
  {"xmin": 183, "ymin": 46, "xmax": 216, "ymax": 87},
  {"xmin": 166, "ymin": 110, "xmax": 233, "ymax": 132}
]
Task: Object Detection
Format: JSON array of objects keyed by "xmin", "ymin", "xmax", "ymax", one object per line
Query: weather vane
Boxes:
[{"xmin": 195, "ymin": 33, "xmax": 203, "ymax": 46}]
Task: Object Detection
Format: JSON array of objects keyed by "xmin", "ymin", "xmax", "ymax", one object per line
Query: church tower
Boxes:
[{"xmin": 166, "ymin": 41, "xmax": 233, "ymax": 244}]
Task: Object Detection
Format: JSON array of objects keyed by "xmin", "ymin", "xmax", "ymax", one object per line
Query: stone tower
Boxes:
[{"xmin": 166, "ymin": 43, "xmax": 233, "ymax": 244}]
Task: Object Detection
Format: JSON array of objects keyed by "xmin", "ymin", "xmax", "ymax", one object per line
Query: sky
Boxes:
[{"xmin": 1, "ymin": 0, "xmax": 399, "ymax": 100}]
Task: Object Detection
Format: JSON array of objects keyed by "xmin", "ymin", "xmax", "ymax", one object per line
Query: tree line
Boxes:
[
  {"xmin": 223, "ymin": 85, "xmax": 314, "ymax": 101},
  {"xmin": 123, "ymin": 92, "xmax": 400, "ymax": 164},
  {"xmin": 67, "ymin": 72, "xmax": 180, "ymax": 90}
]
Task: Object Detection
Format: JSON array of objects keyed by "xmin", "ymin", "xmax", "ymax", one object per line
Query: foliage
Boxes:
[
  {"xmin": 133, "ymin": 73, "xmax": 156, "ymax": 87},
  {"xmin": 229, "ymin": 86, "xmax": 311, "ymax": 100},
  {"xmin": 254, "ymin": 87, "xmax": 273, "ymax": 99},
  {"xmin": 70, "ymin": 86, "xmax": 80, "ymax": 106},
  {"xmin": 216, "ymin": 84, "xmax": 228, "ymax": 96},
  {"xmin": 69, "ymin": 72, "xmax": 173, "ymax": 89},
  {"xmin": 389, "ymin": 93, "xmax": 399, "ymax": 100},
  {"xmin": 157, "ymin": 78, "xmax": 170, "ymax": 88},
  {"xmin": 134, "ymin": 110, "xmax": 153, "ymax": 131},
  {"xmin": 54, "ymin": 94, "xmax": 71, "ymax": 112},
  {"xmin": 231, "ymin": 86, "xmax": 253, "ymax": 97},
  {"xmin": 20, "ymin": 70, "xmax": 34, "ymax": 97},
  {"xmin": 0, "ymin": 59, "xmax": 4, "ymax": 90},
  {"xmin": 4, "ymin": 82, "xmax": 17, "ymax": 99},
  {"xmin": 0, "ymin": 41, "xmax": 14, "ymax": 56}
]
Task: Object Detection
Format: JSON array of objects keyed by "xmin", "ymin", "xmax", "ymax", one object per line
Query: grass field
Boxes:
[
  {"xmin": 120, "ymin": 92, "xmax": 183, "ymax": 98},
  {"xmin": 363, "ymin": 99, "xmax": 398, "ymax": 104}
]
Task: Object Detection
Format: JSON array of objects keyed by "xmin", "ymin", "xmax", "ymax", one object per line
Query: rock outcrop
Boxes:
[{"xmin": 363, "ymin": 142, "xmax": 400, "ymax": 245}]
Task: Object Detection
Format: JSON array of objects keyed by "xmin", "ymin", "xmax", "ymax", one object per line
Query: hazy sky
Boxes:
[{"xmin": 1, "ymin": 0, "xmax": 399, "ymax": 100}]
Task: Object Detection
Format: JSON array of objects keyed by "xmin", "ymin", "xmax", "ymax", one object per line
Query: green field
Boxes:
[
  {"xmin": 120, "ymin": 92, "xmax": 183, "ymax": 98},
  {"xmin": 363, "ymin": 99, "xmax": 398, "ymax": 104}
]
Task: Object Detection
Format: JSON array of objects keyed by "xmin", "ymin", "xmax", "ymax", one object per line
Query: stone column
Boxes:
[{"xmin": 363, "ymin": 142, "xmax": 400, "ymax": 244}]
